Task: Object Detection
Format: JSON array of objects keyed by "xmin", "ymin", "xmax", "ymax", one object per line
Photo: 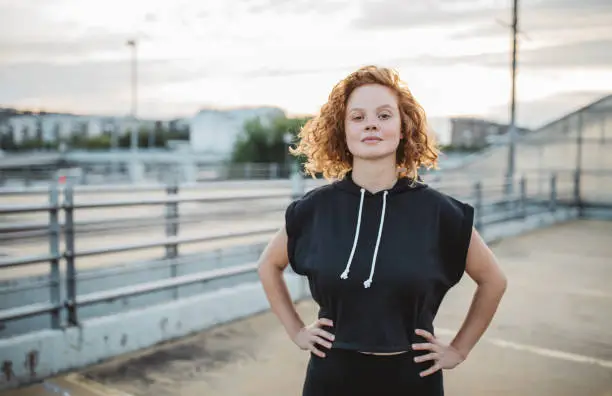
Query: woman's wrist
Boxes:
[
  {"xmin": 286, "ymin": 320, "xmax": 306, "ymax": 341},
  {"xmin": 449, "ymin": 341, "xmax": 470, "ymax": 360}
]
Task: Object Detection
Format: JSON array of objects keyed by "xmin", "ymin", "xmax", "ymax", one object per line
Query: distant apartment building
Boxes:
[
  {"xmin": 2, "ymin": 105, "xmax": 285, "ymax": 160},
  {"xmin": 450, "ymin": 117, "xmax": 531, "ymax": 149},
  {"xmin": 189, "ymin": 106, "xmax": 285, "ymax": 158},
  {"xmin": 0, "ymin": 112, "xmax": 186, "ymax": 148}
]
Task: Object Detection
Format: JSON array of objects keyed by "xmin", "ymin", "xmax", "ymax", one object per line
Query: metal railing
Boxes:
[
  {"xmin": 0, "ymin": 180, "xmax": 294, "ymax": 335},
  {"xmin": 0, "ymin": 161, "xmax": 298, "ymax": 188},
  {"xmin": 0, "ymin": 178, "xmax": 316, "ymax": 242},
  {"xmin": 0, "ymin": 169, "xmax": 607, "ymax": 337}
]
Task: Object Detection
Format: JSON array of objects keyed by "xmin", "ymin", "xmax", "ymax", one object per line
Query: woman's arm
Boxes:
[
  {"xmin": 413, "ymin": 227, "xmax": 508, "ymax": 376},
  {"xmin": 449, "ymin": 227, "xmax": 508, "ymax": 358},
  {"xmin": 257, "ymin": 226, "xmax": 335, "ymax": 357},
  {"xmin": 257, "ymin": 227, "xmax": 305, "ymax": 339}
]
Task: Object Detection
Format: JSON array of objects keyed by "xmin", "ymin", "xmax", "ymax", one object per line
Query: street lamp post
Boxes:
[
  {"xmin": 126, "ymin": 39, "xmax": 138, "ymax": 152},
  {"xmin": 126, "ymin": 39, "xmax": 145, "ymax": 184}
]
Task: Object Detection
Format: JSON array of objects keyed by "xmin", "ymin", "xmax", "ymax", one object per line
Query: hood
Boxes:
[{"xmin": 333, "ymin": 170, "xmax": 428, "ymax": 197}]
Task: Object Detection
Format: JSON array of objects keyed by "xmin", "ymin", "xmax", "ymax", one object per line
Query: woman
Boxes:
[{"xmin": 257, "ymin": 65, "xmax": 507, "ymax": 395}]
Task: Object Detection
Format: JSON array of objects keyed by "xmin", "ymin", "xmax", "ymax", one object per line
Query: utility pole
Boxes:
[
  {"xmin": 127, "ymin": 39, "xmax": 138, "ymax": 152},
  {"xmin": 506, "ymin": 0, "xmax": 519, "ymax": 192}
]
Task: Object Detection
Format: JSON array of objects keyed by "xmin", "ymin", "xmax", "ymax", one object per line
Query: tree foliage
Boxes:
[{"xmin": 231, "ymin": 115, "xmax": 311, "ymax": 164}]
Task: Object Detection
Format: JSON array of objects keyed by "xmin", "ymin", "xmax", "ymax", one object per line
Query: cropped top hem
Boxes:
[{"xmin": 330, "ymin": 341, "xmax": 414, "ymax": 354}]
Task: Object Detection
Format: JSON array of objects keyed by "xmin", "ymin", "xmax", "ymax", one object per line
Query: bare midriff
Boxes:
[{"xmin": 359, "ymin": 350, "xmax": 409, "ymax": 355}]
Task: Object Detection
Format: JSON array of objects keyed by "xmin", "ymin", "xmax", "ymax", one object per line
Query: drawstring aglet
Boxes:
[
  {"xmin": 340, "ymin": 269, "xmax": 350, "ymax": 279},
  {"xmin": 363, "ymin": 279, "xmax": 372, "ymax": 288}
]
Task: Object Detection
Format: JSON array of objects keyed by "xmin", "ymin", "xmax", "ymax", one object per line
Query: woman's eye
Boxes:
[
  {"xmin": 379, "ymin": 113, "xmax": 391, "ymax": 120},
  {"xmin": 351, "ymin": 115, "xmax": 363, "ymax": 121}
]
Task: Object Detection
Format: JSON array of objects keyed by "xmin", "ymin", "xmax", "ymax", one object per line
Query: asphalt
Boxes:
[{"xmin": 4, "ymin": 219, "xmax": 609, "ymax": 396}]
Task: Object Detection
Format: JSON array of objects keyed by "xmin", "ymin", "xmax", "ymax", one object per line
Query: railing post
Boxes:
[
  {"xmin": 520, "ymin": 176, "xmax": 527, "ymax": 218},
  {"xmin": 63, "ymin": 181, "xmax": 78, "ymax": 326},
  {"xmin": 48, "ymin": 182, "xmax": 61, "ymax": 329},
  {"xmin": 165, "ymin": 184, "xmax": 179, "ymax": 259},
  {"xmin": 270, "ymin": 163, "xmax": 279, "ymax": 179},
  {"xmin": 549, "ymin": 173, "xmax": 557, "ymax": 212},
  {"xmin": 574, "ymin": 112, "xmax": 583, "ymax": 217},
  {"xmin": 474, "ymin": 181, "xmax": 483, "ymax": 231},
  {"xmin": 601, "ymin": 113, "xmax": 607, "ymax": 144},
  {"xmin": 165, "ymin": 183, "xmax": 179, "ymax": 299},
  {"xmin": 573, "ymin": 168, "xmax": 582, "ymax": 216}
]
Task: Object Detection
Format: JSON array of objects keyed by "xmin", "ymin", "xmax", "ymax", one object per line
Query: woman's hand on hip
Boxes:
[
  {"xmin": 412, "ymin": 329, "xmax": 466, "ymax": 377},
  {"xmin": 292, "ymin": 318, "xmax": 335, "ymax": 358}
]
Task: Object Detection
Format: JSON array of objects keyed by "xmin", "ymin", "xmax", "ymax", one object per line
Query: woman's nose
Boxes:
[{"xmin": 365, "ymin": 123, "xmax": 379, "ymax": 131}]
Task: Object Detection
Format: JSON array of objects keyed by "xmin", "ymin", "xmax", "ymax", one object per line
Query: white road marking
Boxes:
[{"xmin": 435, "ymin": 328, "xmax": 612, "ymax": 370}]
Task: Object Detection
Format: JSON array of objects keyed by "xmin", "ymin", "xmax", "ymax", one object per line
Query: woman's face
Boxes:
[{"xmin": 344, "ymin": 83, "xmax": 402, "ymax": 162}]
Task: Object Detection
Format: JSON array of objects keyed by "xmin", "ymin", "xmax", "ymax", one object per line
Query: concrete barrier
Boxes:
[
  {"xmin": 0, "ymin": 272, "xmax": 308, "ymax": 391},
  {"xmin": 480, "ymin": 206, "xmax": 580, "ymax": 243},
  {"xmin": 0, "ymin": 243, "xmax": 270, "ymax": 339}
]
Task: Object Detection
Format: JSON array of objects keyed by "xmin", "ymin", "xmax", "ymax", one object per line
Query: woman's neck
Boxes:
[{"xmin": 351, "ymin": 157, "xmax": 398, "ymax": 194}]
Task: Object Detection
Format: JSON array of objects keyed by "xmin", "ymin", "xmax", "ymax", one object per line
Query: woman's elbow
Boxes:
[
  {"xmin": 257, "ymin": 259, "xmax": 271, "ymax": 280},
  {"xmin": 469, "ymin": 260, "xmax": 508, "ymax": 295},
  {"xmin": 257, "ymin": 258, "xmax": 285, "ymax": 281},
  {"xmin": 485, "ymin": 266, "xmax": 508, "ymax": 296}
]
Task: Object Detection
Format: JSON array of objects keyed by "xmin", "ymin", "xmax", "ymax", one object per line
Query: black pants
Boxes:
[{"xmin": 302, "ymin": 347, "xmax": 444, "ymax": 396}]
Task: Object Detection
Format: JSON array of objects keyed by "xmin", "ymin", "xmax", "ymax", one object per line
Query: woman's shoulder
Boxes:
[
  {"xmin": 410, "ymin": 185, "xmax": 475, "ymax": 229},
  {"xmin": 287, "ymin": 182, "xmax": 334, "ymax": 214},
  {"xmin": 418, "ymin": 184, "xmax": 471, "ymax": 207},
  {"xmin": 285, "ymin": 182, "xmax": 334, "ymax": 231}
]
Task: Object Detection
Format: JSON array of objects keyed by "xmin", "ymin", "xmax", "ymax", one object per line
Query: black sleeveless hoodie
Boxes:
[{"xmin": 285, "ymin": 171, "xmax": 474, "ymax": 352}]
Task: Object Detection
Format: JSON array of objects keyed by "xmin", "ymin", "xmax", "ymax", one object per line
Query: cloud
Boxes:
[
  {"xmin": 0, "ymin": 31, "xmax": 148, "ymax": 64},
  {"xmin": 518, "ymin": 39, "xmax": 612, "ymax": 69},
  {"xmin": 0, "ymin": 1, "xmax": 153, "ymax": 64},
  {"xmin": 248, "ymin": 0, "xmax": 351, "ymax": 14},
  {"xmin": 0, "ymin": 59, "xmax": 202, "ymax": 102},
  {"xmin": 1, "ymin": 0, "xmax": 610, "ymax": 122},
  {"xmin": 450, "ymin": 1, "xmax": 612, "ymax": 39},
  {"xmin": 350, "ymin": 0, "xmax": 506, "ymax": 30},
  {"xmin": 242, "ymin": 64, "xmax": 364, "ymax": 78},
  {"xmin": 387, "ymin": 38, "xmax": 612, "ymax": 71},
  {"xmin": 351, "ymin": 0, "xmax": 612, "ymax": 32}
]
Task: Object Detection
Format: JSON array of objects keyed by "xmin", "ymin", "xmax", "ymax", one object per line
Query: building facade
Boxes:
[
  {"xmin": 0, "ymin": 111, "xmax": 187, "ymax": 149},
  {"xmin": 189, "ymin": 107, "xmax": 285, "ymax": 158},
  {"xmin": 450, "ymin": 117, "xmax": 531, "ymax": 149}
]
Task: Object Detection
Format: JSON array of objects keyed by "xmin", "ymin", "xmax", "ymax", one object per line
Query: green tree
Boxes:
[
  {"xmin": 0, "ymin": 124, "xmax": 16, "ymax": 151},
  {"xmin": 231, "ymin": 115, "xmax": 311, "ymax": 164}
]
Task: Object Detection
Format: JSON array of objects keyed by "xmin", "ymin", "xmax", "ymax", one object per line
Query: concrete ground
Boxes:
[{"xmin": 3, "ymin": 219, "xmax": 612, "ymax": 395}]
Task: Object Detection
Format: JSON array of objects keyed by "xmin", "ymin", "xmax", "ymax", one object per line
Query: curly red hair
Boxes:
[{"xmin": 291, "ymin": 65, "xmax": 439, "ymax": 180}]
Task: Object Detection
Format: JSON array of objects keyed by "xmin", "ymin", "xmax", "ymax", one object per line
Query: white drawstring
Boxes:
[
  {"xmin": 339, "ymin": 189, "xmax": 389, "ymax": 289},
  {"xmin": 364, "ymin": 190, "xmax": 388, "ymax": 288},
  {"xmin": 340, "ymin": 188, "xmax": 365, "ymax": 280}
]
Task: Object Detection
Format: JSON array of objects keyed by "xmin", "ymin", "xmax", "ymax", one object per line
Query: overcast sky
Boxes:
[{"xmin": 1, "ymin": 0, "xmax": 611, "ymax": 129}]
